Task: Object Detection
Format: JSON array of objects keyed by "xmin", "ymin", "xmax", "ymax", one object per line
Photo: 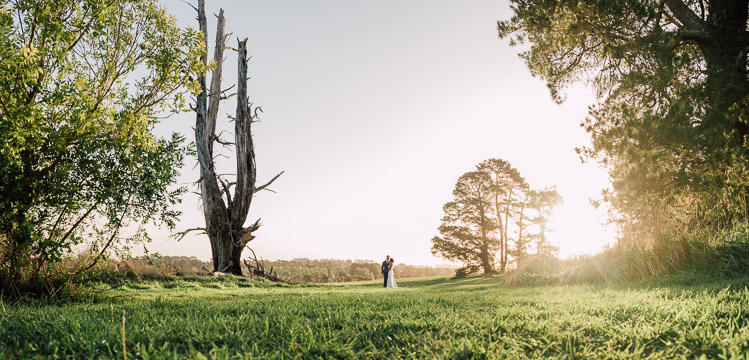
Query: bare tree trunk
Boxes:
[
  {"xmin": 516, "ymin": 199, "xmax": 526, "ymax": 264},
  {"xmin": 536, "ymin": 223, "xmax": 546, "ymax": 255},
  {"xmin": 193, "ymin": 0, "xmax": 282, "ymax": 275},
  {"xmin": 478, "ymin": 210, "xmax": 494, "ymax": 275},
  {"xmin": 501, "ymin": 189, "xmax": 512, "ymax": 273},
  {"xmin": 493, "ymin": 193, "xmax": 505, "ymax": 274}
]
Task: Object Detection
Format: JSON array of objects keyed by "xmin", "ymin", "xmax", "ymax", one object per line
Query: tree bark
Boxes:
[
  {"xmin": 493, "ymin": 193, "xmax": 505, "ymax": 274},
  {"xmin": 478, "ymin": 208, "xmax": 494, "ymax": 274},
  {"xmin": 516, "ymin": 199, "xmax": 526, "ymax": 264},
  {"xmin": 501, "ymin": 189, "xmax": 512, "ymax": 273}
]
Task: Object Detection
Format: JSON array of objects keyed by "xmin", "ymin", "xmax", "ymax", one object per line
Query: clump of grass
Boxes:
[{"xmin": 508, "ymin": 224, "xmax": 749, "ymax": 286}]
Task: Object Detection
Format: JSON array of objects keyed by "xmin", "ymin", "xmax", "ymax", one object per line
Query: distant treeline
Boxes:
[{"xmin": 129, "ymin": 256, "xmax": 457, "ymax": 283}]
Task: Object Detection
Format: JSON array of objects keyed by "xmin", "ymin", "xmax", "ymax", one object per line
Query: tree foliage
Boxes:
[
  {"xmin": 528, "ymin": 188, "xmax": 563, "ymax": 257},
  {"xmin": 431, "ymin": 159, "xmax": 562, "ymax": 275},
  {"xmin": 499, "ymin": 0, "xmax": 749, "ymax": 242},
  {"xmin": 0, "ymin": 0, "xmax": 203, "ymax": 296},
  {"xmin": 432, "ymin": 171, "xmax": 500, "ymax": 275},
  {"xmin": 477, "ymin": 158, "xmax": 526, "ymax": 272}
]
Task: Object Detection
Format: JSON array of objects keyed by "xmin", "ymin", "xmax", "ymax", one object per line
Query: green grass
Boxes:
[{"xmin": 3, "ymin": 275, "xmax": 749, "ymax": 359}]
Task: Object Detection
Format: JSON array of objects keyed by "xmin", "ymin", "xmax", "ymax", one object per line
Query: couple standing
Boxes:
[{"xmin": 381, "ymin": 255, "xmax": 397, "ymax": 288}]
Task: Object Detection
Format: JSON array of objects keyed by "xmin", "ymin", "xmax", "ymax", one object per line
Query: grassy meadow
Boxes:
[{"xmin": 2, "ymin": 275, "xmax": 749, "ymax": 359}]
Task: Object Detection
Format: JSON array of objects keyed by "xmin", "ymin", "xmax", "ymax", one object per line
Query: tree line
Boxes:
[
  {"xmin": 129, "ymin": 256, "xmax": 457, "ymax": 283},
  {"xmin": 431, "ymin": 158, "xmax": 561, "ymax": 276}
]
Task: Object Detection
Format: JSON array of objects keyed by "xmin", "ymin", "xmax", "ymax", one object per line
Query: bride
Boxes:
[{"xmin": 386, "ymin": 258, "xmax": 397, "ymax": 288}]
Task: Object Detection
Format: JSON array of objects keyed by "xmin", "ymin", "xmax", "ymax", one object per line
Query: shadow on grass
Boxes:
[
  {"xmin": 350, "ymin": 275, "xmax": 507, "ymax": 292},
  {"xmin": 352, "ymin": 271, "xmax": 749, "ymax": 298}
]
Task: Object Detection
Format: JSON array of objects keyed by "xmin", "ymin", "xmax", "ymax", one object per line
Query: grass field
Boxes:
[{"xmin": 2, "ymin": 275, "xmax": 749, "ymax": 359}]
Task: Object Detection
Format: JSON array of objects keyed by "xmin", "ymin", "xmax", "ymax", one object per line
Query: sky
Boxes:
[{"xmin": 142, "ymin": 0, "xmax": 618, "ymax": 266}]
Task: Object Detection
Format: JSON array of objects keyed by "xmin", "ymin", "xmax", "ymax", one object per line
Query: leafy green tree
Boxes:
[
  {"xmin": 499, "ymin": 0, "xmax": 749, "ymax": 240},
  {"xmin": 433, "ymin": 159, "xmax": 562, "ymax": 274},
  {"xmin": 431, "ymin": 171, "xmax": 500, "ymax": 275},
  {"xmin": 528, "ymin": 188, "xmax": 563, "ymax": 257},
  {"xmin": 477, "ymin": 158, "xmax": 526, "ymax": 272},
  {"xmin": 0, "ymin": 0, "xmax": 202, "ymax": 296},
  {"xmin": 350, "ymin": 267, "xmax": 374, "ymax": 281},
  {"xmin": 510, "ymin": 190, "xmax": 532, "ymax": 264}
]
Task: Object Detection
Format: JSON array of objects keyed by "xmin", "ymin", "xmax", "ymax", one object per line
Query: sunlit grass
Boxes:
[{"xmin": 2, "ymin": 275, "xmax": 749, "ymax": 358}]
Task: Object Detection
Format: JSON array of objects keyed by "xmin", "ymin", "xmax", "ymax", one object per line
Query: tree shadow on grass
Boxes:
[
  {"xmin": 355, "ymin": 272, "xmax": 749, "ymax": 299},
  {"xmin": 352, "ymin": 275, "xmax": 507, "ymax": 292}
]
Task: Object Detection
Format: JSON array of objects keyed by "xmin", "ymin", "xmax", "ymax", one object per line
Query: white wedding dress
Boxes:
[{"xmin": 386, "ymin": 266, "xmax": 397, "ymax": 288}]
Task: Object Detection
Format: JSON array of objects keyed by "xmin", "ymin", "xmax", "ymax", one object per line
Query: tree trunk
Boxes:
[
  {"xmin": 494, "ymin": 193, "xmax": 505, "ymax": 274},
  {"xmin": 480, "ymin": 243, "xmax": 492, "ymax": 275},
  {"xmin": 536, "ymin": 224, "xmax": 546, "ymax": 255},
  {"xmin": 700, "ymin": 0, "xmax": 749, "ymax": 140},
  {"xmin": 516, "ymin": 200, "xmax": 526, "ymax": 264},
  {"xmin": 478, "ymin": 206, "xmax": 494, "ymax": 275},
  {"xmin": 194, "ymin": 0, "xmax": 281, "ymax": 275},
  {"xmin": 501, "ymin": 189, "xmax": 512, "ymax": 273}
]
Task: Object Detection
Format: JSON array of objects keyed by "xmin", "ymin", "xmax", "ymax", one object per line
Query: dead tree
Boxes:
[
  {"xmin": 243, "ymin": 246, "xmax": 289, "ymax": 283},
  {"xmin": 191, "ymin": 0, "xmax": 282, "ymax": 275}
]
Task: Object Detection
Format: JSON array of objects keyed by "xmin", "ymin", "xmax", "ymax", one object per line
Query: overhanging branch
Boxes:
[
  {"xmin": 673, "ymin": 29, "xmax": 711, "ymax": 44},
  {"xmin": 663, "ymin": 0, "xmax": 706, "ymax": 31},
  {"xmin": 255, "ymin": 171, "xmax": 284, "ymax": 193},
  {"xmin": 172, "ymin": 227, "xmax": 207, "ymax": 241}
]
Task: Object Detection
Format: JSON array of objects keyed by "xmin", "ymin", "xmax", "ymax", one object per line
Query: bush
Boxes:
[
  {"xmin": 506, "ymin": 224, "xmax": 749, "ymax": 285},
  {"xmin": 455, "ymin": 266, "xmax": 479, "ymax": 278}
]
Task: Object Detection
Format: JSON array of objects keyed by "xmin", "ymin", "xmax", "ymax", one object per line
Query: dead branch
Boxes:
[
  {"xmin": 255, "ymin": 171, "xmax": 284, "ymax": 192},
  {"xmin": 172, "ymin": 227, "xmax": 207, "ymax": 241},
  {"xmin": 181, "ymin": 0, "xmax": 198, "ymax": 12},
  {"xmin": 243, "ymin": 247, "xmax": 288, "ymax": 283},
  {"xmin": 219, "ymin": 177, "xmax": 233, "ymax": 209},
  {"xmin": 213, "ymin": 134, "xmax": 234, "ymax": 146}
]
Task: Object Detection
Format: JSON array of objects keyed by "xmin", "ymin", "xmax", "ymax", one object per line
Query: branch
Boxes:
[
  {"xmin": 674, "ymin": 29, "xmax": 711, "ymax": 44},
  {"xmin": 180, "ymin": 0, "xmax": 198, "ymax": 12},
  {"xmin": 253, "ymin": 106, "xmax": 263, "ymax": 121},
  {"xmin": 246, "ymin": 245, "xmax": 260, "ymax": 264},
  {"xmin": 77, "ymin": 193, "xmax": 134, "ymax": 275},
  {"xmin": 240, "ymin": 219, "xmax": 261, "ymax": 247},
  {"xmin": 205, "ymin": 84, "xmax": 235, "ymax": 97},
  {"xmin": 213, "ymin": 134, "xmax": 234, "ymax": 146},
  {"xmin": 246, "ymin": 219, "xmax": 261, "ymax": 233},
  {"xmin": 219, "ymin": 177, "xmax": 233, "ymax": 209},
  {"xmin": 172, "ymin": 227, "xmax": 207, "ymax": 241},
  {"xmin": 663, "ymin": 0, "xmax": 706, "ymax": 31},
  {"xmin": 254, "ymin": 171, "xmax": 284, "ymax": 193}
]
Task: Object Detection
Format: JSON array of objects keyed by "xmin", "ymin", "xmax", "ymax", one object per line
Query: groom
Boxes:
[{"xmin": 381, "ymin": 255, "xmax": 390, "ymax": 287}]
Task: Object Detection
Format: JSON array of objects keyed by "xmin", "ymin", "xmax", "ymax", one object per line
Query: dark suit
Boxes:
[{"xmin": 381, "ymin": 260, "xmax": 389, "ymax": 287}]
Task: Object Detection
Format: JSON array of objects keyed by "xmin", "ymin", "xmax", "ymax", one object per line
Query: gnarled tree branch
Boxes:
[{"xmin": 663, "ymin": 0, "xmax": 706, "ymax": 31}]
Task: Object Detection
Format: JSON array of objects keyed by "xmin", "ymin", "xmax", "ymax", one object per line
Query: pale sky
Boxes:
[{"xmin": 142, "ymin": 0, "xmax": 618, "ymax": 266}]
